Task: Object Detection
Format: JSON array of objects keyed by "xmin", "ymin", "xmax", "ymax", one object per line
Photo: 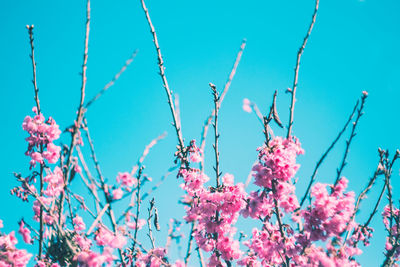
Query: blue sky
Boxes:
[{"xmin": 1, "ymin": 0, "xmax": 399, "ymax": 266}]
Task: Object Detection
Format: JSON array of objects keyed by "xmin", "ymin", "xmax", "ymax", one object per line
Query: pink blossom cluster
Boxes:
[
  {"xmin": 382, "ymin": 204, "xmax": 400, "ymax": 263},
  {"xmin": 239, "ymin": 137, "xmax": 303, "ymax": 266},
  {"xmin": 0, "ymin": 220, "xmax": 32, "ymax": 266},
  {"xmin": 74, "ymin": 226, "xmax": 127, "ymax": 266},
  {"xmin": 43, "ymin": 167, "xmax": 64, "ymax": 197},
  {"xmin": 135, "ymin": 247, "xmax": 167, "ymax": 267},
  {"xmin": 239, "ymin": 223, "xmax": 297, "ymax": 266},
  {"xmin": 178, "ymin": 142, "xmax": 247, "ymax": 265},
  {"xmin": 347, "ymin": 224, "xmax": 373, "ymax": 247},
  {"xmin": 188, "ymin": 140, "xmax": 202, "ymax": 163},
  {"xmin": 300, "ymin": 177, "xmax": 355, "ymax": 243},
  {"xmin": 32, "ymin": 197, "xmax": 59, "ymax": 225},
  {"xmin": 22, "ymin": 107, "xmax": 61, "ymax": 168},
  {"xmin": 238, "ymin": 136, "xmax": 369, "ymax": 266},
  {"xmin": 94, "ymin": 226, "xmax": 126, "ymax": 249},
  {"xmin": 134, "ymin": 248, "xmax": 185, "ymax": 267},
  {"xmin": 291, "ymin": 178, "xmax": 361, "ymax": 266},
  {"xmin": 17, "ymin": 220, "xmax": 32, "ymax": 244},
  {"xmin": 253, "ymin": 137, "xmax": 304, "ymax": 187},
  {"xmin": 125, "ymin": 212, "xmax": 146, "ymax": 230},
  {"xmin": 75, "ymin": 249, "xmax": 114, "ymax": 267},
  {"xmin": 111, "ymin": 172, "xmax": 138, "ymax": 200}
]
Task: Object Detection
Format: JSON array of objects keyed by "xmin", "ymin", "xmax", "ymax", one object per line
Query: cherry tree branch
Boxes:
[
  {"xmin": 287, "ymin": 0, "xmax": 320, "ymax": 138},
  {"xmin": 85, "ymin": 49, "xmax": 138, "ymax": 109},
  {"xmin": 200, "ymin": 40, "xmax": 246, "ymax": 170},
  {"xmin": 334, "ymin": 92, "xmax": 367, "ymax": 185},
  {"xmin": 139, "ymin": 0, "xmax": 184, "ymax": 153},
  {"xmin": 298, "ymin": 98, "xmax": 359, "ymax": 209}
]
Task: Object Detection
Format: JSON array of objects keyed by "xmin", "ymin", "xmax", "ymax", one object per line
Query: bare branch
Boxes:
[
  {"xmin": 131, "ymin": 132, "xmax": 167, "ymax": 176},
  {"xmin": 334, "ymin": 92, "xmax": 367, "ymax": 185},
  {"xmin": 86, "ymin": 203, "xmax": 110, "ymax": 236},
  {"xmin": 184, "ymin": 221, "xmax": 196, "ymax": 266},
  {"xmin": 139, "ymin": 0, "xmax": 185, "ymax": 152},
  {"xmin": 287, "ymin": 0, "xmax": 320, "ymax": 138},
  {"xmin": 200, "ymin": 39, "xmax": 246, "ymax": 170},
  {"xmin": 26, "ymin": 25, "xmax": 41, "ymax": 114},
  {"xmin": 298, "ymin": 98, "xmax": 359, "ymax": 209},
  {"xmin": 210, "ymin": 83, "xmax": 221, "ymax": 187},
  {"xmin": 85, "ymin": 49, "xmax": 139, "ymax": 109}
]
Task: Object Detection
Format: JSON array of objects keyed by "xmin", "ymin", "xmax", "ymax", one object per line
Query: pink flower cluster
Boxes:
[
  {"xmin": 253, "ymin": 137, "xmax": 304, "ymax": 187},
  {"xmin": 301, "ymin": 178, "xmax": 355, "ymax": 243},
  {"xmin": 188, "ymin": 140, "xmax": 202, "ymax": 163},
  {"xmin": 76, "ymin": 250, "xmax": 114, "ymax": 267},
  {"xmin": 111, "ymin": 172, "xmax": 138, "ymax": 200},
  {"xmin": 43, "ymin": 167, "xmax": 64, "ymax": 197},
  {"xmin": 0, "ymin": 221, "xmax": 32, "ymax": 266},
  {"xmin": 135, "ymin": 247, "xmax": 167, "ymax": 267},
  {"xmin": 382, "ymin": 204, "xmax": 400, "ymax": 263},
  {"xmin": 17, "ymin": 220, "xmax": 32, "ymax": 244},
  {"xmin": 74, "ymin": 226, "xmax": 127, "ymax": 266},
  {"xmin": 94, "ymin": 227, "xmax": 126, "ymax": 249},
  {"xmin": 22, "ymin": 107, "xmax": 61, "ymax": 168},
  {"xmin": 32, "ymin": 197, "xmax": 59, "ymax": 225}
]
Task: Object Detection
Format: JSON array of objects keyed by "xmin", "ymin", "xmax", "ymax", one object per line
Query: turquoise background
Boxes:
[{"xmin": 1, "ymin": 0, "xmax": 399, "ymax": 265}]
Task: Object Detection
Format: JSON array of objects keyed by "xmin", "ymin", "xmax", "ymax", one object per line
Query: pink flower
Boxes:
[
  {"xmin": 112, "ymin": 188, "xmax": 123, "ymax": 200},
  {"xmin": 222, "ymin": 173, "xmax": 234, "ymax": 185},
  {"xmin": 126, "ymin": 219, "xmax": 146, "ymax": 230},
  {"xmin": 95, "ymin": 227, "xmax": 126, "ymax": 249},
  {"xmin": 42, "ymin": 143, "xmax": 61, "ymax": 164},
  {"xmin": 43, "ymin": 167, "xmax": 64, "ymax": 197},
  {"xmin": 116, "ymin": 172, "xmax": 137, "ymax": 189},
  {"xmin": 242, "ymin": 98, "xmax": 252, "ymax": 113},
  {"xmin": 73, "ymin": 216, "xmax": 86, "ymax": 232},
  {"xmin": 189, "ymin": 140, "xmax": 202, "ymax": 163},
  {"xmin": 18, "ymin": 220, "xmax": 32, "ymax": 244}
]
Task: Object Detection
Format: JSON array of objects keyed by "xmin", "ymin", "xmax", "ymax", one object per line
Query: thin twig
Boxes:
[
  {"xmin": 76, "ymin": 146, "xmax": 101, "ymax": 213},
  {"xmin": 26, "ymin": 25, "xmax": 41, "ymax": 114},
  {"xmin": 129, "ymin": 235, "xmax": 171, "ymax": 266},
  {"xmin": 85, "ymin": 50, "xmax": 139, "ymax": 109},
  {"xmin": 147, "ymin": 198, "xmax": 156, "ymax": 249},
  {"xmin": 141, "ymin": 166, "xmax": 177, "ymax": 201},
  {"xmin": 131, "ymin": 132, "xmax": 167, "ymax": 176},
  {"xmin": 184, "ymin": 221, "xmax": 196, "ymax": 266},
  {"xmin": 244, "ymin": 160, "xmax": 258, "ymax": 188},
  {"xmin": 298, "ymin": 99, "xmax": 359, "ymax": 209},
  {"xmin": 59, "ymin": 0, "xmax": 91, "ymax": 227},
  {"xmin": 287, "ymin": 0, "xmax": 320, "ymax": 138},
  {"xmin": 352, "ymin": 156, "xmax": 384, "ymax": 223},
  {"xmin": 272, "ymin": 182, "xmax": 290, "ymax": 266},
  {"xmin": 86, "ymin": 203, "xmax": 110, "ymax": 236},
  {"xmin": 132, "ymin": 167, "xmax": 144, "ymax": 257},
  {"xmin": 139, "ymin": 0, "xmax": 184, "ymax": 153},
  {"xmin": 210, "ymin": 83, "xmax": 221, "ymax": 187},
  {"xmin": 65, "ymin": 0, "xmax": 91, "ymax": 171},
  {"xmin": 83, "ymin": 118, "xmax": 125, "ymax": 265},
  {"xmin": 200, "ymin": 40, "xmax": 246, "ymax": 170},
  {"xmin": 175, "ymin": 93, "xmax": 181, "ymax": 133},
  {"xmin": 334, "ymin": 92, "xmax": 367, "ymax": 185},
  {"xmin": 197, "ymin": 247, "xmax": 205, "ymax": 267},
  {"xmin": 26, "ymin": 25, "xmax": 45, "ymax": 258}
]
